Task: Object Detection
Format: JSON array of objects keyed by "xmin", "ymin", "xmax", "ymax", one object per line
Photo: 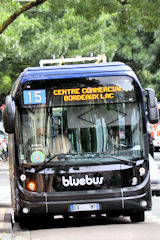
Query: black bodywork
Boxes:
[
  {"xmin": 12, "ymin": 159, "xmax": 151, "ymax": 219},
  {"xmin": 6, "ymin": 62, "xmax": 153, "ymax": 223}
]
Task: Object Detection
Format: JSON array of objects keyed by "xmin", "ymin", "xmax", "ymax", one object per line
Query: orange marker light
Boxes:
[{"xmin": 27, "ymin": 181, "xmax": 36, "ymax": 191}]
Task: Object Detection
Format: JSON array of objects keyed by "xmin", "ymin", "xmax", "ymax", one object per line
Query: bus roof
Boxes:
[
  {"xmin": 11, "ymin": 62, "xmax": 139, "ymax": 96},
  {"xmin": 19, "ymin": 62, "xmax": 137, "ymax": 82}
]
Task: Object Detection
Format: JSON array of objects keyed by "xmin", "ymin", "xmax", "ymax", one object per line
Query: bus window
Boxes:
[{"xmin": 17, "ymin": 86, "xmax": 144, "ymax": 164}]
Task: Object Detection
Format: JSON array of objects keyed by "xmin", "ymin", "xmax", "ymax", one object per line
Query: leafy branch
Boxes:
[
  {"xmin": 0, "ymin": 0, "xmax": 47, "ymax": 34},
  {"xmin": 117, "ymin": 0, "xmax": 129, "ymax": 5}
]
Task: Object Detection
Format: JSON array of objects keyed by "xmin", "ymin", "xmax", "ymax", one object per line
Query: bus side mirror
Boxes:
[
  {"xmin": 145, "ymin": 88, "xmax": 159, "ymax": 124},
  {"xmin": 3, "ymin": 95, "xmax": 16, "ymax": 133}
]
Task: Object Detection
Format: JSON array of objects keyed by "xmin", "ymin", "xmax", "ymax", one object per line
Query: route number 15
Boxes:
[{"xmin": 23, "ymin": 89, "xmax": 46, "ymax": 105}]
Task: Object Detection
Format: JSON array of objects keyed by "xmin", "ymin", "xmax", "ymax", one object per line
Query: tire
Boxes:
[
  {"xmin": 156, "ymin": 190, "xmax": 160, "ymax": 196},
  {"xmin": 149, "ymin": 146, "xmax": 154, "ymax": 157},
  {"xmin": 130, "ymin": 211, "xmax": 145, "ymax": 223}
]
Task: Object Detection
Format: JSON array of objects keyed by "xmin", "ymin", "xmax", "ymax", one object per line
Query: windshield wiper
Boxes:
[
  {"xmin": 35, "ymin": 153, "xmax": 99, "ymax": 173},
  {"xmin": 110, "ymin": 155, "xmax": 136, "ymax": 167},
  {"xmin": 36, "ymin": 153, "xmax": 136, "ymax": 173},
  {"xmin": 35, "ymin": 154, "xmax": 64, "ymax": 173}
]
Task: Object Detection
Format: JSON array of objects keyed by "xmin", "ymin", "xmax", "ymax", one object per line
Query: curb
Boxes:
[
  {"xmin": 0, "ymin": 162, "xmax": 9, "ymax": 172},
  {"xmin": 0, "ymin": 207, "xmax": 12, "ymax": 234},
  {"xmin": 0, "ymin": 203, "xmax": 11, "ymax": 208}
]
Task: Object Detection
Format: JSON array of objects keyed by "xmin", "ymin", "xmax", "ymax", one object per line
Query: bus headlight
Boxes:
[
  {"xmin": 140, "ymin": 200, "xmax": 147, "ymax": 207},
  {"xmin": 20, "ymin": 174, "xmax": 26, "ymax": 181},
  {"xmin": 22, "ymin": 208, "xmax": 30, "ymax": 214}
]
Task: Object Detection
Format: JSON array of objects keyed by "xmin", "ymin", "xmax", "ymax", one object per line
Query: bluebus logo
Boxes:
[{"xmin": 62, "ymin": 175, "xmax": 104, "ymax": 187}]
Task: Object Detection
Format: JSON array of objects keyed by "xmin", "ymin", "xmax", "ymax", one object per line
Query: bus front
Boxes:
[{"xmin": 6, "ymin": 69, "xmax": 153, "ymax": 223}]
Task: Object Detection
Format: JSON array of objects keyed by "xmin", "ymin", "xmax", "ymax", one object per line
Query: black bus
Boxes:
[{"xmin": 3, "ymin": 57, "xmax": 159, "ymax": 223}]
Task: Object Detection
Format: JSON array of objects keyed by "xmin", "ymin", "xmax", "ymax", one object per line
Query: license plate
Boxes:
[{"xmin": 70, "ymin": 203, "xmax": 100, "ymax": 212}]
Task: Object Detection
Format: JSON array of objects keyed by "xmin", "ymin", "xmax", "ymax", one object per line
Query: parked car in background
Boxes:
[
  {"xmin": 0, "ymin": 129, "xmax": 8, "ymax": 142},
  {"xmin": 148, "ymin": 133, "xmax": 154, "ymax": 157},
  {"xmin": 152, "ymin": 122, "xmax": 160, "ymax": 152},
  {"xmin": 0, "ymin": 127, "xmax": 8, "ymax": 161},
  {"xmin": 147, "ymin": 122, "xmax": 155, "ymax": 157},
  {"xmin": 149, "ymin": 154, "xmax": 160, "ymax": 196}
]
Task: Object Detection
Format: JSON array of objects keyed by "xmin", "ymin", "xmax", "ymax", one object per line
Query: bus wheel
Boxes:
[
  {"xmin": 130, "ymin": 211, "xmax": 145, "ymax": 223},
  {"xmin": 156, "ymin": 190, "xmax": 160, "ymax": 196}
]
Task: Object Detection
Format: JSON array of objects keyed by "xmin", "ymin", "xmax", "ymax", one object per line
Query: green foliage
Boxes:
[
  {"xmin": 0, "ymin": 0, "xmax": 160, "ymax": 103},
  {"xmin": 55, "ymin": 0, "xmax": 160, "ymax": 33},
  {"xmin": 0, "ymin": 74, "xmax": 12, "ymax": 94}
]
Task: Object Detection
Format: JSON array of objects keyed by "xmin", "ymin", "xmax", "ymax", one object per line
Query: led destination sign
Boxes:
[
  {"xmin": 22, "ymin": 86, "xmax": 128, "ymax": 106},
  {"xmin": 53, "ymin": 86, "xmax": 123, "ymax": 102}
]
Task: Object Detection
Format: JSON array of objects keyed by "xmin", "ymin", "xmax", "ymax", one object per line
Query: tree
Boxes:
[
  {"xmin": 1, "ymin": 0, "xmax": 160, "ymax": 35},
  {"xmin": 0, "ymin": 0, "xmax": 47, "ymax": 34},
  {"xmin": 48, "ymin": 0, "xmax": 160, "ymax": 33},
  {"xmin": 0, "ymin": 0, "xmax": 160, "ymax": 103}
]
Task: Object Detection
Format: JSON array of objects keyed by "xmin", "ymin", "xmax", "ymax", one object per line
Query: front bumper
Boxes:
[
  {"xmin": 16, "ymin": 187, "xmax": 151, "ymax": 218},
  {"xmin": 14, "ymin": 171, "xmax": 152, "ymax": 218}
]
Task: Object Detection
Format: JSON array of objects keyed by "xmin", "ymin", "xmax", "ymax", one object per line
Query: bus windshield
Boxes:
[{"xmin": 17, "ymin": 76, "xmax": 145, "ymax": 165}]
